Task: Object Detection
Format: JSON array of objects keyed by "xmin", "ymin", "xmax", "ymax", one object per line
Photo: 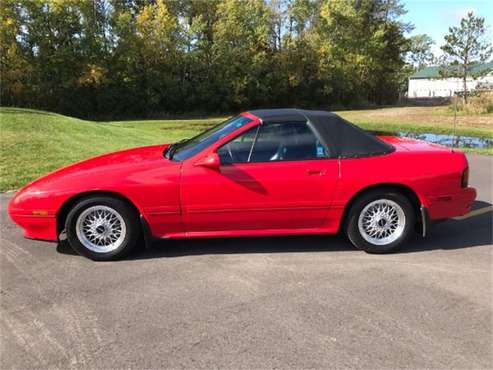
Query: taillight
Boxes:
[{"xmin": 461, "ymin": 167, "xmax": 469, "ymax": 188}]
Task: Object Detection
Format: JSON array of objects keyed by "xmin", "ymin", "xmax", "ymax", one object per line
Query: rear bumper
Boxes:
[
  {"xmin": 427, "ymin": 187, "xmax": 477, "ymax": 220},
  {"xmin": 8, "ymin": 212, "xmax": 58, "ymax": 241}
]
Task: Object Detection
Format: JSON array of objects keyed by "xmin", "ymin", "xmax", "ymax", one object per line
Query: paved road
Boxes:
[{"xmin": 1, "ymin": 155, "xmax": 491, "ymax": 369}]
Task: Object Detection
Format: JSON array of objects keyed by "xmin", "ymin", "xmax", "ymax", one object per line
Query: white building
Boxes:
[{"xmin": 408, "ymin": 61, "xmax": 493, "ymax": 98}]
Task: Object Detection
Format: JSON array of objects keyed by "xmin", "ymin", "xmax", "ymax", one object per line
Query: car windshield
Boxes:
[{"xmin": 168, "ymin": 115, "xmax": 253, "ymax": 161}]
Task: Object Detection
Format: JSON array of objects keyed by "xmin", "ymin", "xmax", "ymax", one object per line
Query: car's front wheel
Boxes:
[
  {"xmin": 345, "ymin": 190, "xmax": 416, "ymax": 253},
  {"xmin": 65, "ymin": 196, "xmax": 140, "ymax": 261}
]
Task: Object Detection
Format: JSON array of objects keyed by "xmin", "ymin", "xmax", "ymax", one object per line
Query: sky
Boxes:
[{"xmin": 402, "ymin": 0, "xmax": 493, "ymax": 56}]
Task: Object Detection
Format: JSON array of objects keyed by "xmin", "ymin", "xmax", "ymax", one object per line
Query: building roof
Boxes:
[{"xmin": 410, "ymin": 61, "xmax": 493, "ymax": 79}]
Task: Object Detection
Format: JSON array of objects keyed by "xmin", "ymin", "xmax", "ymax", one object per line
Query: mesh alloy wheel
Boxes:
[
  {"xmin": 75, "ymin": 205, "xmax": 127, "ymax": 253},
  {"xmin": 357, "ymin": 199, "xmax": 406, "ymax": 246},
  {"xmin": 345, "ymin": 190, "xmax": 416, "ymax": 254},
  {"xmin": 65, "ymin": 196, "xmax": 140, "ymax": 261}
]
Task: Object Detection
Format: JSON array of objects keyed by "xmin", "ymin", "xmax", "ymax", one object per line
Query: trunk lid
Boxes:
[{"xmin": 378, "ymin": 135, "xmax": 454, "ymax": 153}]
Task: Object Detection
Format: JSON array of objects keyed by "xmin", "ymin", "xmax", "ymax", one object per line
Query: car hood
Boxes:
[
  {"xmin": 59, "ymin": 144, "xmax": 169, "ymax": 172},
  {"xmin": 19, "ymin": 144, "xmax": 173, "ymax": 193}
]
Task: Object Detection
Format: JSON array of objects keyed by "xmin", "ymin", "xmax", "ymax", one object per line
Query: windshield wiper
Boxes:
[{"xmin": 164, "ymin": 138, "xmax": 189, "ymax": 160}]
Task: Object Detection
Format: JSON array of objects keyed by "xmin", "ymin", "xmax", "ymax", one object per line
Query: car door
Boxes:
[{"xmin": 180, "ymin": 121, "xmax": 340, "ymax": 234}]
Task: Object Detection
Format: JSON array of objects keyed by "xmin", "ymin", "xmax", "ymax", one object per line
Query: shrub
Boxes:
[{"xmin": 450, "ymin": 91, "xmax": 493, "ymax": 114}]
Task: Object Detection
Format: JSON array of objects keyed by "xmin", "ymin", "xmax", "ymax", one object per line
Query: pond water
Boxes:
[{"xmin": 370, "ymin": 131, "xmax": 493, "ymax": 149}]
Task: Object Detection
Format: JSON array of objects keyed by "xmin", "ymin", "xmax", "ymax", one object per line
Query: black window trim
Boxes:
[{"xmin": 171, "ymin": 115, "xmax": 253, "ymax": 161}]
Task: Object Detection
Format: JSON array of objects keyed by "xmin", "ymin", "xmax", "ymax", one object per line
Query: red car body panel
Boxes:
[{"xmin": 8, "ymin": 112, "xmax": 476, "ymax": 242}]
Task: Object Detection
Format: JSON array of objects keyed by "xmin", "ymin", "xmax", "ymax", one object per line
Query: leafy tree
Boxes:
[
  {"xmin": 213, "ymin": 0, "xmax": 275, "ymax": 110},
  {"xmin": 174, "ymin": 0, "xmax": 222, "ymax": 110},
  {"xmin": 136, "ymin": 0, "xmax": 183, "ymax": 111},
  {"xmin": 278, "ymin": 0, "xmax": 322, "ymax": 107},
  {"xmin": 316, "ymin": 0, "xmax": 409, "ymax": 105},
  {"xmin": 0, "ymin": 0, "xmax": 32, "ymax": 106},
  {"xmin": 440, "ymin": 12, "xmax": 492, "ymax": 104},
  {"xmin": 0, "ymin": 0, "xmax": 419, "ymax": 117},
  {"xmin": 407, "ymin": 34, "xmax": 434, "ymax": 69}
]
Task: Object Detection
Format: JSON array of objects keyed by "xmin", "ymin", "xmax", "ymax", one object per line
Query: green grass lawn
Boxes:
[
  {"xmin": 338, "ymin": 106, "xmax": 493, "ymax": 137},
  {"xmin": 1, "ymin": 106, "xmax": 492, "ymax": 191},
  {"xmin": 0, "ymin": 107, "xmax": 223, "ymax": 191}
]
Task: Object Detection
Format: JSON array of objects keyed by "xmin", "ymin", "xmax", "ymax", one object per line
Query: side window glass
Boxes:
[
  {"xmin": 217, "ymin": 126, "xmax": 258, "ymax": 164},
  {"xmin": 249, "ymin": 124, "xmax": 284, "ymax": 162},
  {"xmin": 250, "ymin": 122, "xmax": 328, "ymax": 162}
]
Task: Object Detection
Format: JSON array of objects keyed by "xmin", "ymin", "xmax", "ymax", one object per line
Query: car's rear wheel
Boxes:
[
  {"xmin": 345, "ymin": 190, "xmax": 416, "ymax": 253},
  {"xmin": 65, "ymin": 196, "xmax": 140, "ymax": 261}
]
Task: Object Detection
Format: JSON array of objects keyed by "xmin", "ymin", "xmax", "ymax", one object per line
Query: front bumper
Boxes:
[
  {"xmin": 427, "ymin": 187, "xmax": 477, "ymax": 220},
  {"xmin": 8, "ymin": 209, "xmax": 58, "ymax": 242}
]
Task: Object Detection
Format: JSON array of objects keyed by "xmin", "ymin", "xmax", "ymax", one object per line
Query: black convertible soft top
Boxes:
[{"xmin": 248, "ymin": 109, "xmax": 394, "ymax": 158}]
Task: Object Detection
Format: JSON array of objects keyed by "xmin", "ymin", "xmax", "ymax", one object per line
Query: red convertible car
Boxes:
[{"xmin": 9, "ymin": 109, "xmax": 476, "ymax": 260}]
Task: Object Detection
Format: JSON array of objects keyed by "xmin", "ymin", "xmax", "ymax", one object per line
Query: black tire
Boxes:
[
  {"xmin": 65, "ymin": 196, "xmax": 141, "ymax": 261},
  {"xmin": 345, "ymin": 190, "xmax": 416, "ymax": 254}
]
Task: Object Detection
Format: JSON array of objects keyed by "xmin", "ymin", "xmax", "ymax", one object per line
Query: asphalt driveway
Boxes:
[{"xmin": 0, "ymin": 155, "xmax": 491, "ymax": 369}]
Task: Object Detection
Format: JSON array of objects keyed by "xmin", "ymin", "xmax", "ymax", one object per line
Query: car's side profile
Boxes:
[{"xmin": 9, "ymin": 109, "xmax": 476, "ymax": 260}]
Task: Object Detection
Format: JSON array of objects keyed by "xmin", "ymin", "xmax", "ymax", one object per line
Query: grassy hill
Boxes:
[
  {"xmin": 1, "ymin": 107, "xmax": 492, "ymax": 191},
  {"xmin": 0, "ymin": 108, "xmax": 222, "ymax": 191}
]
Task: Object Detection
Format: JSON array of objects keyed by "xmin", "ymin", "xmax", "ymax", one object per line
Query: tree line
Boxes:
[{"xmin": 0, "ymin": 0, "xmax": 478, "ymax": 118}]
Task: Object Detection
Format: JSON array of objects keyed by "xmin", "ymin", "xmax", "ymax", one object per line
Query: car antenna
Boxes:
[{"xmin": 453, "ymin": 86, "xmax": 458, "ymax": 149}]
